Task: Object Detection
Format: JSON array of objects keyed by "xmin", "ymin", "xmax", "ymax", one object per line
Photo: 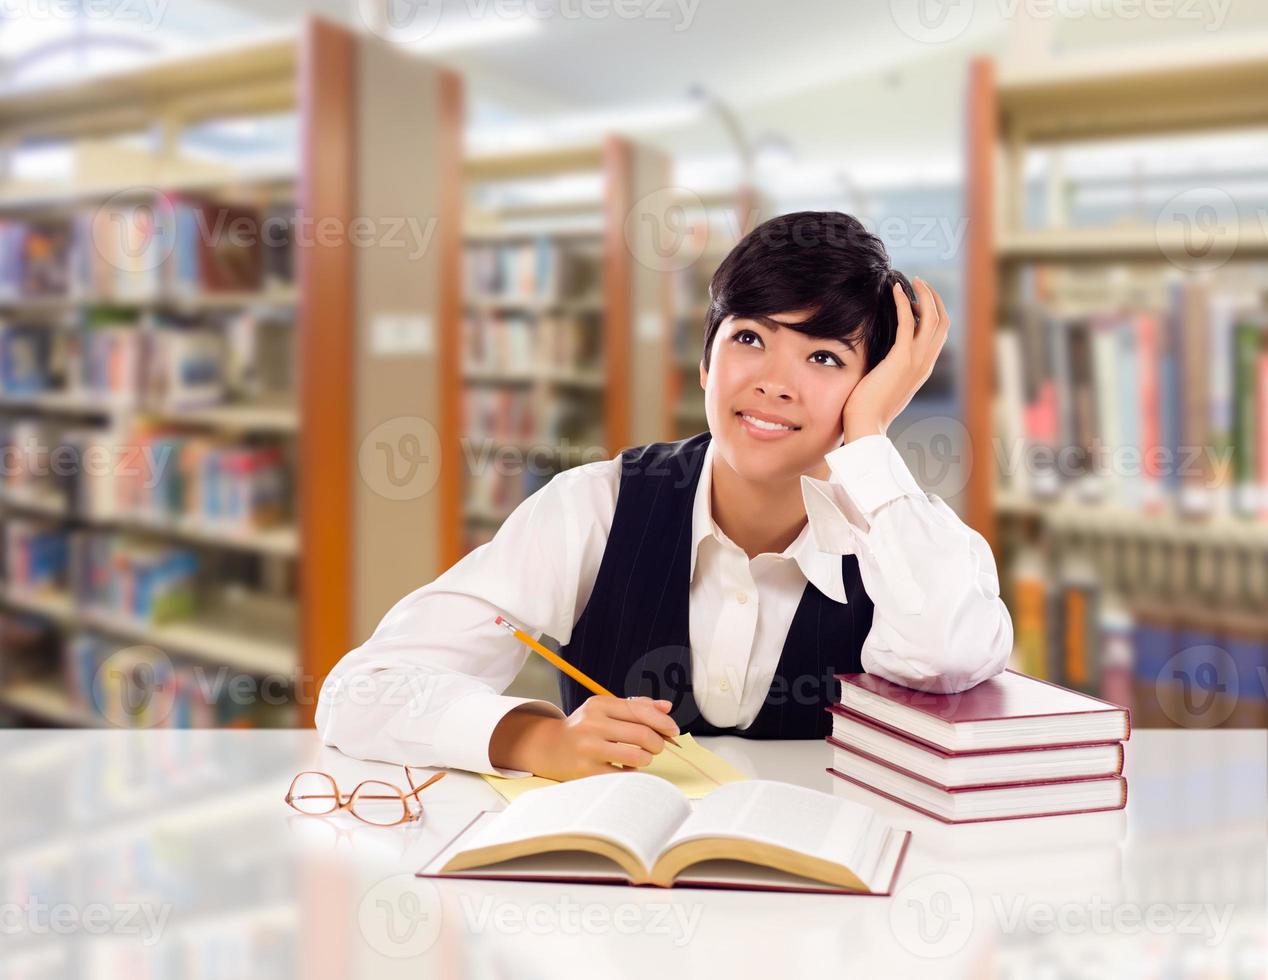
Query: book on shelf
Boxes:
[
  {"xmin": 261, "ymin": 203, "xmax": 295, "ymax": 291},
  {"xmin": 225, "ymin": 307, "xmax": 294, "ymax": 399},
  {"xmin": 53, "ymin": 424, "xmax": 290, "ymax": 535},
  {"xmin": 541, "ymin": 312, "xmax": 602, "ymax": 374},
  {"xmin": 0, "ymin": 325, "xmax": 52, "ymax": 395},
  {"xmin": 63, "ymin": 309, "xmax": 145, "ymax": 406},
  {"xmin": 464, "ymin": 388, "xmax": 538, "ymax": 443},
  {"xmin": 1006, "ymin": 528, "xmax": 1268, "ymax": 728},
  {"xmin": 1130, "ymin": 603, "xmax": 1268, "ymax": 728},
  {"xmin": 420, "ymin": 772, "xmax": 910, "ymax": 895},
  {"xmin": 463, "ymin": 310, "xmax": 535, "ymax": 373},
  {"xmin": 71, "ymin": 532, "xmax": 199, "ymax": 626},
  {"xmin": 0, "ymin": 201, "xmax": 293, "ymax": 305},
  {"xmin": 21, "ymin": 223, "xmax": 74, "ymax": 297},
  {"xmin": 64, "ymin": 632, "xmax": 262, "ymax": 728},
  {"xmin": 466, "ymin": 466, "xmax": 552, "ymax": 520},
  {"xmin": 139, "ymin": 321, "xmax": 226, "ymax": 411},
  {"xmin": 995, "ymin": 279, "xmax": 1268, "ymax": 517},
  {"xmin": 4, "ymin": 518, "xmax": 70, "ymax": 594},
  {"xmin": 465, "ymin": 238, "xmax": 599, "ymax": 302},
  {"xmin": 78, "ymin": 204, "xmax": 163, "ymax": 301},
  {"xmin": 167, "ymin": 195, "xmax": 264, "ymax": 295},
  {"xmin": 0, "ymin": 610, "xmax": 58, "ymax": 688}
]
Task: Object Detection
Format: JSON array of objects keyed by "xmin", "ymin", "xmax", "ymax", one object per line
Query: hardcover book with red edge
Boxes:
[
  {"xmin": 826, "ymin": 706, "xmax": 1126, "ymax": 790},
  {"xmin": 835, "ymin": 669, "xmax": 1131, "ymax": 752},
  {"xmin": 828, "ymin": 740, "xmax": 1129, "ymax": 824}
]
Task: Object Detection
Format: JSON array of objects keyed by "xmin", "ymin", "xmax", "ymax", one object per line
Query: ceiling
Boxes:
[{"xmin": 8, "ymin": 0, "xmax": 1268, "ymax": 199}]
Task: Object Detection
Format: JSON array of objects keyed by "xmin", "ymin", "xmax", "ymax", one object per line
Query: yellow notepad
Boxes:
[{"xmin": 481, "ymin": 733, "xmax": 749, "ymax": 802}]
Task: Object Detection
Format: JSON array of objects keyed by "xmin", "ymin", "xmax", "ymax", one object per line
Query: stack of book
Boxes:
[{"xmin": 826, "ymin": 670, "xmax": 1131, "ymax": 824}]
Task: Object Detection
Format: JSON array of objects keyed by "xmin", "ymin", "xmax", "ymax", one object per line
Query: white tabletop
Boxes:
[{"xmin": 0, "ymin": 729, "xmax": 1264, "ymax": 979}]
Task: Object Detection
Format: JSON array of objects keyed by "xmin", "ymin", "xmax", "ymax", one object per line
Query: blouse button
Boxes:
[{"xmin": 736, "ymin": 592, "xmax": 749, "ymax": 604}]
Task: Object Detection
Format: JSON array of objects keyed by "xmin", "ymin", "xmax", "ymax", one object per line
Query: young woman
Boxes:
[{"xmin": 316, "ymin": 211, "xmax": 1013, "ymax": 781}]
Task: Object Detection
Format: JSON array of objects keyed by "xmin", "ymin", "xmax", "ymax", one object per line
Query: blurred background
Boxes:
[
  {"xmin": 0, "ymin": 5, "xmax": 1267, "ymax": 980},
  {"xmin": 0, "ymin": 0, "xmax": 1264, "ymax": 738}
]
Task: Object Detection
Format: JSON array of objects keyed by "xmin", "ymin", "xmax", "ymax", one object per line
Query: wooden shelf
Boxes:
[
  {"xmin": 0, "ymin": 18, "xmax": 465, "ymax": 731},
  {"xmin": 464, "ymin": 144, "xmax": 605, "ymax": 182},
  {"xmin": 0, "ymin": 171, "xmax": 296, "ymax": 214},
  {"xmin": 141, "ymin": 401, "xmax": 299, "ymax": 434},
  {"xmin": 106, "ymin": 514, "xmax": 300, "ymax": 557},
  {"xmin": 994, "ymin": 488, "xmax": 1268, "ymax": 550},
  {"xmin": 0, "ymin": 286, "xmax": 297, "ymax": 310},
  {"xmin": 997, "ymin": 47, "xmax": 1268, "ymax": 143},
  {"xmin": 0, "ymin": 587, "xmax": 295, "ymax": 677},
  {"xmin": 0, "ymin": 391, "xmax": 111, "ymax": 416},
  {"xmin": 0, "ymin": 488, "xmax": 66, "ymax": 518},
  {"xmin": 1, "ymin": 588, "xmax": 74, "ymax": 623},
  {"xmin": 998, "ymin": 226, "xmax": 1268, "ymax": 263},
  {"xmin": 464, "ymin": 228, "xmax": 602, "ymax": 245},
  {"xmin": 464, "ymin": 295, "xmax": 602, "ymax": 314},
  {"xmin": 0, "ymin": 681, "xmax": 96, "ymax": 727},
  {"xmin": 0, "ymin": 394, "xmax": 299, "ymax": 433}
]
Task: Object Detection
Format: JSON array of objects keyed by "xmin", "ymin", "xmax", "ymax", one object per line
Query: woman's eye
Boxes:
[
  {"xmin": 733, "ymin": 330, "xmax": 762, "ymax": 347},
  {"xmin": 810, "ymin": 351, "xmax": 844, "ymax": 367}
]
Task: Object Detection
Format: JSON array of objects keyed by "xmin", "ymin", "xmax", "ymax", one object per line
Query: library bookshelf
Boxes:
[
  {"xmin": 454, "ymin": 137, "xmax": 673, "ymax": 565},
  {"xmin": 0, "ymin": 18, "xmax": 463, "ymax": 729},
  {"xmin": 963, "ymin": 52, "xmax": 1268, "ymax": 726},
  {"xmin": 457, "ymin": 137, "xmax": 675, "ymax": 703},
  {"xmin": 668, "ymin": 184, "xmax": 768, "ymax": 440}
]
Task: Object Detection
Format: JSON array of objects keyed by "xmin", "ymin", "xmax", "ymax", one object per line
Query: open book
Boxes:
[{"xmin": 419, "ymin": 772, "xmax": 911, "ymax": 895}]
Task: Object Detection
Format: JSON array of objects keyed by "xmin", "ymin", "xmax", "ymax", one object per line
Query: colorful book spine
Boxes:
[{"xmin": 1233, "ymin": 319, "xmax": 1259, "ymax": 514}]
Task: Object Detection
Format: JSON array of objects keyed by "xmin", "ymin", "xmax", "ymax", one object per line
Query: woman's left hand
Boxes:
[{"xmin": 841, "ymin": 276, "xmax": 949, "ymax": 442}]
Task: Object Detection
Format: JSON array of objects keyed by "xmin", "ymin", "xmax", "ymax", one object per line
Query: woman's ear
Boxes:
[{"xmin": 698, "ymin": 359, "xmax": 707, "ymax": 391}]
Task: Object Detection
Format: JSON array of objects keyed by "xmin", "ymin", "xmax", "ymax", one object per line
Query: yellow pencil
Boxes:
[{"xmin": 494, "ymin": 615, "xmax": 684, "ymax": 749}]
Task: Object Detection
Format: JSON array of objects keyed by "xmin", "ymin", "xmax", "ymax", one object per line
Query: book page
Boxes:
[
  {"xmin": 480, "ymin": 733, "xmax": 749, "ymax": 803},
  {"xmin": 663, "ymin": 779, "xmax": 881, "ymax": 880},
  {"xmin": 463, "ymin": 772, "xmax": 691, "ymax": 873}
]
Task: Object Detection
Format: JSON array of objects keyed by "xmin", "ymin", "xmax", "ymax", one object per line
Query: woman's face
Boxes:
[{"xmin": 700, "ymin": 310, "xmax": 866, "ymax": 483}]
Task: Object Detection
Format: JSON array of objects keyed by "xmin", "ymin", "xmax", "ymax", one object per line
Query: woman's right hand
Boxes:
[{"xmin": 490, "ymin": 695, "xmax": 680, "ymax": 781}]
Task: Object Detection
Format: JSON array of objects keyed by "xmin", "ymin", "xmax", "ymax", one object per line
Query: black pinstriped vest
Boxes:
[{"xmin": 556, "ymin": 430, "xmax": 872, "ymax": 739}]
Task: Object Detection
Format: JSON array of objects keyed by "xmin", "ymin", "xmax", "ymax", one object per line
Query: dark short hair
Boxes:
[{"xmin": 701, "ymin": 211, "xmax": 915, "ymax": 373}]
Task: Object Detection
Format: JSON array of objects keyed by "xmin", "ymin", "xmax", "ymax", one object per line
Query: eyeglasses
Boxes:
[{"xmin": 284, "ymin": 767, "xmax": 447, "ymax": 827}]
